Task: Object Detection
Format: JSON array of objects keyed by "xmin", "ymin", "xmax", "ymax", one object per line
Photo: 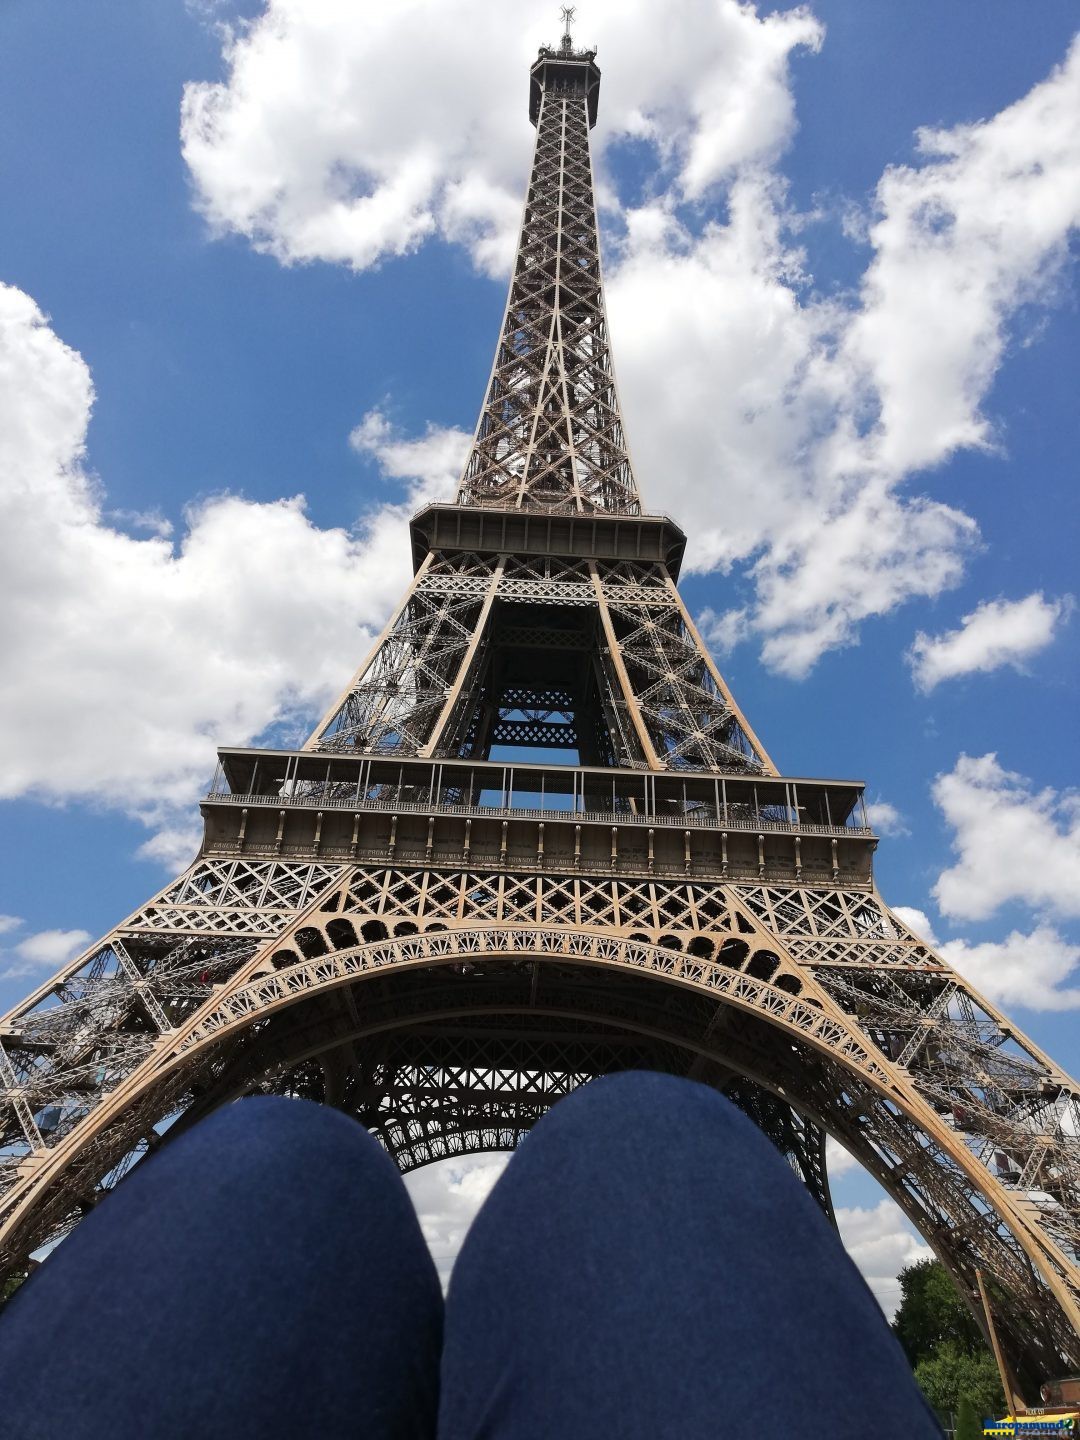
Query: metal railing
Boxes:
[
  {"xmin": 203, "ymin": 789, "xmax": 873, "ymax": 839},
  {"xmin": 201, "ymin": 836, "xmax": 871, "ymax": 888}
]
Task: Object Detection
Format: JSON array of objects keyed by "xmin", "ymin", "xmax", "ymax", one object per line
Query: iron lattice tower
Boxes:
[{"xmin": 3, "ymin": 31, "xmax": 1080, "ymax": 1391}]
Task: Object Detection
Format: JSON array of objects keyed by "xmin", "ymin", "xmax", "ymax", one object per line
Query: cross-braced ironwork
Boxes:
[
  {"xmin": 456, "ymin": 36, "xmax": 636, "ymax": 515},
  {"xmin": 2, "ymin": 29, "xmax": 1079, "ymax": 1397}
]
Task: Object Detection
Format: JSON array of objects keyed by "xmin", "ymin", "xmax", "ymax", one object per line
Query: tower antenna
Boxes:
[{"xmin": 559, "ymin": 5, "xmax": 576, "ymax": 52}]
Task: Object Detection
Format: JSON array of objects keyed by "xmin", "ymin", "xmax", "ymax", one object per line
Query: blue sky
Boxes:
[{"xmin": 1, "ymin": 0, "xmax": 1078, "ymax": 1309}]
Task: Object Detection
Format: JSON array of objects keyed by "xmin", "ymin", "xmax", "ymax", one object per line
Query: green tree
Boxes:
[
  {"xmin": 0, "ymin": 1268, "xmax": 28, "ymax": 1309},
  {"xmin": 893, "ymin": 1258, "xmax": 983, "ymax": 1367},
  {"xmin": 915, "ymin": 1340, "xmax": 1005, "ymax": 1416},
  {"xmin": 956, "ymin": 1395, "xmax": 984, "ymax": 1440},
  {"xmin": 893, "ymin": 1260, "xmax": 1006, "ymax": 1418}
]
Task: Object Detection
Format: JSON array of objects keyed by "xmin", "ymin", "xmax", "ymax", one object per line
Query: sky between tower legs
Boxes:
[{"xmin": 0, "ymin": 0, "xmax": 1077, "ymax": 1313}]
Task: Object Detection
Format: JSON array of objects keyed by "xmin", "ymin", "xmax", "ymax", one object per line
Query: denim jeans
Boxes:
[{"xmin": 0, "ymin": 1072, "xmax": 940, "ymax": 1438}]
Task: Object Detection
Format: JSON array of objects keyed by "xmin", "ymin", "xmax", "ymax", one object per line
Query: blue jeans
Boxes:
[{"xmin": 0, "ymin": 1073, "xmax": 940, "ymax": 1438}]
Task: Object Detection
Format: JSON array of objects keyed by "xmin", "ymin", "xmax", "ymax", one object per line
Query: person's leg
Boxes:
[
  {"xmin": 0, "ymin": 1096, "xmax": 442, "ymax": 1440},
  {"xmin": 439, "ymin": 1070, "xmax": 940, "ymax": 1440}
]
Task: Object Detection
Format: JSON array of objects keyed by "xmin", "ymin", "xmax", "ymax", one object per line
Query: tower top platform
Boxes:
[
  {"xmin": 529, "ymin": 44, "xmax": 601, "ymax": 127},
  {"xmin": 409, "ymin": 502, "xmax": 687, "ymax": 578}
]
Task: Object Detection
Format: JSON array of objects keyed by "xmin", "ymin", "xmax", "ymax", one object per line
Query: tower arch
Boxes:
[{"xmin": 2, "ymin": 914, "xmax": 1078, "ymax": 1380}]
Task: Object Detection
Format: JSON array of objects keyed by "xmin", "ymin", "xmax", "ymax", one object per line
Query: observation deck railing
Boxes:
[{"xmin": 203, "ymin": 787, "xmax": 873, "ymax": 840}]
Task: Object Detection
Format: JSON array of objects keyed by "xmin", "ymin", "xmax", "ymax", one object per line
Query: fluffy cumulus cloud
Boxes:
[
  {"xmin": 835, "ymin": 1200, "xmax": 933, "ymax": 1319},
  {"xmin": 403, "ymin": 1153, "xmax": 509, "ymax": 1288},
  {"xmin": 893, "ymin": 762, "xmax": 1080, "ymax": 1010},
  {"xmin": 349, "ymin": 410, "xmax": 469, "ymax": 505},
  {"xmin": 182, "ymin": 5, "xmax": 1080, "ymax": 673},
  {"xmin": 607, "ymin": 178, "xmax": 977, "ymax": 678},
  {"xmin": 931, "ymin": 754, "xmax": 1080, "ymax": 923},
  {"xmin": 0, "ymin": 917, "xmax": 93, "ymax": 982},
  {"xmin": 181, "ymin": 0, "xmax": 821, "ymax": 278},
  {"xmin": 938, "ymin": 928, "xmax": 1080, "ymax": 1013},
  {"xmin": 864, "ymin": 801, "xmax": 908, "ymax": 837},
  {"xmin": 890, "ymin": 906, "xmax": 938, "ymax": 945},
  {"xmin": 825, "ymin": 1134, "xmax": 858, "ymax": 1178},
  {"xmin": 908, "ymin": 592, "xmax": 1074, "ymax": 691},
  {"xmin": 608, "ymin": 35, "xmax": 1080, "ymax": 673},
  {"xmin": 0, "ymin": 282, "xmax": 464, "ymax": 863},
  {"xmin": 897, "ymin": 900, "xmax": 1080, "ymax": 1012}
]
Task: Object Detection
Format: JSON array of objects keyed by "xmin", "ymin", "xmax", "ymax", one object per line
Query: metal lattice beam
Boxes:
[{"xmin": 457, "ymin": 45, "xmax": 638, "ymax": 516}]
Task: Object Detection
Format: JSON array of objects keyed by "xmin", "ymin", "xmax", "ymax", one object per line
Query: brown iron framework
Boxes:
[{"xmin": 2, "ymin": 26, "xmax": 1079, "ymax": 1391}]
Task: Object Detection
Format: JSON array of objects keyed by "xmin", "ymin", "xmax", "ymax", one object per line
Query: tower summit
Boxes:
[
  {"xmin": 529, "ymin": 9, "xmax": 601, "ymax": 127},
  {"xmin": 456, "ymin": 11, "xmax": 627, "ymax": 513},
  {"xmin": 1, "ymin": 28, "xmax": 1079, "ymax": 1394}
]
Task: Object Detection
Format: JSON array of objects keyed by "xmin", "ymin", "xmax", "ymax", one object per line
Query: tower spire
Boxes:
[
  {"xmin": 456, "ymin": 35, "xmax": 639, "ymax": 514},
  {"xmin": 560, "ymin": 5, "xmax": 576, "ymax": 52}
]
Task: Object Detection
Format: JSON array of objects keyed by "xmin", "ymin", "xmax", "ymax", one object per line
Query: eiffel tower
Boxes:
[{"xmin": 2, "ymin": 19, "xmax": 1079, "ymax": 1391}]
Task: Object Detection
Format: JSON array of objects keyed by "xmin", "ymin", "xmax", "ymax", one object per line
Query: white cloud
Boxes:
[
  {"xmin": 891, "ymin": 762, "xmax": 1080, "ymax": 1010},
  {"xmin": 825, "ymin": 1134, "xmax": 858, "ymax": 1178},
  {"xmin": 890, "ymin": 906, "xmax": 939, "ymax": 946},
  {"xmin": 835, "ymin": 1199, "xmax": 934, "ymax": 1319},
  {"xmin": 0, "ymin": 927, "xmax": 92, "ymax": 981},
  {"xmin": 180, "ymin": 0, "xmax": 821, "ymax": 279},
  {"xmin": 864, "ymin": 801, "xmax": 908, "ymax": 837},
  {"xmin": 349, "ymin": 410, "xmax": 469, "ymax": 505},
  {"xmin": 136, "ymin": 822, "xmax": 207, "ymax": 874},
  {"xmin": 0, "ymin": 283, "xmax": 464, "ymax": 865},
  {"xmin": 107, "ymin": 508, "xmax": 176, "ymax": 540},
  {"xmin": 0, "ymin": 916, "xmax": 23, "ymax": 937},
  {"xmin": 938, "ymin": 927, "xmax": 1080, "ymax": 1012},
  {"xmin": 932, "ymin": 753, "xmax": 1080, "ymax": 922},
  {"xmin": 12, "ymin": 929, "xmax": 91, "ymax": 967},
  {"xmin": 609, "ymin": 35, "xmax": 1080, "ymax": 673},
  {"xmin": 403, "ymin": 1152, "xmax": 509, "ymax": 1288},
  {"xmin": 698, "ymin": 605, "xmax": 751, "ymax": 657},
  {"xmin": 908, "ymin": 592, "xmax": 1074, "ymax": 691},
  {"xmin": 188, "ymin": 4, "xmax": 1080, "ymax": 671},
  {"xmin": 606, "ymin": 179, "xmax": 980, "ymax": 678},
  {"xmin": 898, "ymin": 910, "xmax": 1080, "ymax": 1009},
  {"xmin": 851, "ymin": 54, "xmax": 1080, "ymax": 480}
]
